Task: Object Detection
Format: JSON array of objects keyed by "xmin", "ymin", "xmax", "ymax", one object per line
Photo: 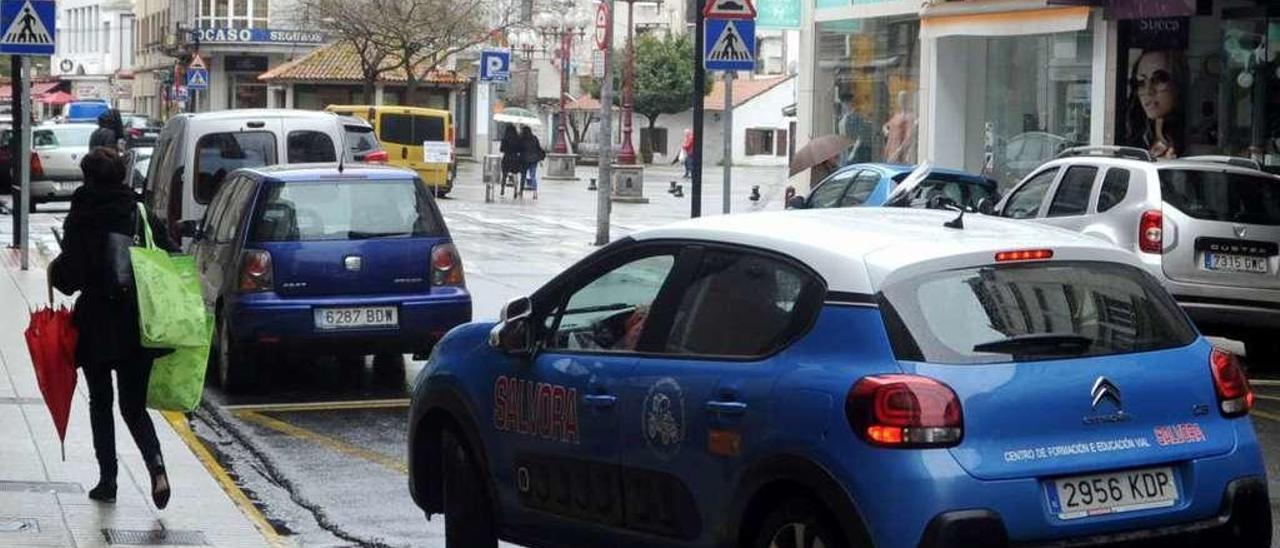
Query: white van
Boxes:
[{"xmin": 145, "ymin": 109, "xmax": 346, "ymax": 240}]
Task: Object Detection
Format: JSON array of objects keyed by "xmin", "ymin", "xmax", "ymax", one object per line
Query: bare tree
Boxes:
[
  {"xmin": 374, "ymin": 0, "xmax": 521, "ymax": 102},
  {"xmin": 299, "ymin": 0, "xmax": 398, "ymax": 103}
]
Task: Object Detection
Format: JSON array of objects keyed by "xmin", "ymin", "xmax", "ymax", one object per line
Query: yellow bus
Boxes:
[{"xmin": 325, "ymin": 105, "xmax": 457, "ymax": 195}]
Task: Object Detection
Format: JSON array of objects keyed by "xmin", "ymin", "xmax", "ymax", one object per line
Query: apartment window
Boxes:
[
  {"xmin": 745, "ymin": 128, "xmax": 776, "ymax": 156},
  {"xmin": 199, "ymin": 0, "xmax": 269, "ymax": 29}
]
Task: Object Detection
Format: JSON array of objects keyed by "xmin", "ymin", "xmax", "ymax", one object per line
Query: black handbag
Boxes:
[{"xmin": 102, "ymin": 206, "xmax": 140, "ymax": 297}]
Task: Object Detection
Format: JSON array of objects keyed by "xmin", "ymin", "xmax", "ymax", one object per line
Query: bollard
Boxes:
[
  {"xmin": 668, "ymin": 181, "xmax": 679, "ymax": 194},
  {"xmin": 749, "ymin": 185, "xmax": 761, "ymax": 202},
  {"xmin": 588, "ymin": 177, "xmax": 598, "ymax": 191},
  {"xmin": 672, "ymin": 184, "xmax": 684, "ymax": 198}
]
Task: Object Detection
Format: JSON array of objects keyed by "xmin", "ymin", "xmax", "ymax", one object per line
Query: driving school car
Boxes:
[{"xmin": 408, "ymin": 208, "xmax": 1269, "ymax": 548}]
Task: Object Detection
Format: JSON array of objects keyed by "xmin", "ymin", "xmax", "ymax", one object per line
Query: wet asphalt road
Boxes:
[{"xmin": 9, "ymin": 164, "xmax": 1280, "ymax": 547}]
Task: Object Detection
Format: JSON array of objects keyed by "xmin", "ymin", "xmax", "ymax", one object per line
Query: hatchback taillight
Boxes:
[
  {"xmin": 238, "ymin": 249, "xmax": 273, "ymax": 293},
  {"xmin": 430, "ymin": 243, "xmax": 465, "ymax": 287},
  {"xmin": 1139, "ymin": 210, "xmax": 1163, "ymax": 254},
  {"xmin": 1210, "ymin": 348, "xmax": 1253, "ymax": 417},
  {"xmin": 846, "ymin": 375, "xmax": 963, "ymax": 448}
]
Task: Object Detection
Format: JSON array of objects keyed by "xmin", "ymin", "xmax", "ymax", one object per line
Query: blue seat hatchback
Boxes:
[
  {"xmin": 408, "ymin": 209, "xmax": 1268, "ymax": 548},
  {"xmin": 187, "ymin": 165, "xmax": 471, "ymax": 391}
]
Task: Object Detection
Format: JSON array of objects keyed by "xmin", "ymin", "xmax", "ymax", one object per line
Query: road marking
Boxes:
[
  {"xmin": 1250, "ymin": 379, "xmax": 1280, "ymax": 387},
  {"xmin": 1254, "ymin": 394, "xmax": 1280, "ymax": 402},
  {"xmin": 233, "ymin": 410, "xmax": 408, "ymax": 475},
  {"xmin": 1249, "ymin": 409, "xmax": 1280, "ymax": 423},
  {"xmin": 221, "ymin": 398, "xmax": 410, "ymax": 413},
  {"xmin": 161, "ymin": 411, "xmax": 288, "ymax": 547}
]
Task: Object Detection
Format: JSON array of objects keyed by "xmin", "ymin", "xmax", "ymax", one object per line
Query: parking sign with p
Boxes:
[{"xmin": 480, "ymin": 49, "xmax": 511, "ymax": 83}]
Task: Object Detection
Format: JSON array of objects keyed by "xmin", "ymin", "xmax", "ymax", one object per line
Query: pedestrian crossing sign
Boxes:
[
  {"xmin": 186, "ymin": 67, "xmax": 209, "ymax": 90},
  {"xmin": 0, "ymin": 0, "xmax": 55, "ymax": 56},
  {"xmin": 704, "ymin": 19, "xmax": 755, "ymax": 71}
]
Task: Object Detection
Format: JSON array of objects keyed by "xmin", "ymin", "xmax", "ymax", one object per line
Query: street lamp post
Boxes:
[
  {"xmin": 534, "ymin": 9, "xmax": 588, "ymax": 155},
  {"xmin": 508, "ymin": 29, "xmax": 540, "ymax": 106},
  {"xmin": 617, "ymin": 0, "xmax": 638, "ymax": 165}
]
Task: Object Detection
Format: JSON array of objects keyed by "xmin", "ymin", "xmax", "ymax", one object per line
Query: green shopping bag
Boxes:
[
  {"xmin": 146, "ymin": 314, "xmax": 213, "ymax": 412},
  {"xmin": 131, "ymin": 204, "xmax": 207, "ymax": 349}
]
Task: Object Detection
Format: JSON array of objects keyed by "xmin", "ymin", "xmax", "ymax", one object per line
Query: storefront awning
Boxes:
[{"xmin": 920, "ymin": 6, "xmax": 1090, "ymax": 40}]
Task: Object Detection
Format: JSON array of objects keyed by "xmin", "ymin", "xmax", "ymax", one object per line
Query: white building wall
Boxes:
[
  {"xmin": 54, "ymin": 0, "xmax": 136, "ymax": 104},
  {"xmin": 730, "ymin": 78, "xmax": 795, "ymax": 166}
]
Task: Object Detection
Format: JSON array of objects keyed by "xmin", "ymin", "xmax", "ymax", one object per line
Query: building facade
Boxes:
[
  {"xmin": 797, "ymin": 0, "xmax": 1279, "ymax": 189},
  {"xmin": 54, "ymin": 0, "xmax": 136, "ymax": 110}
]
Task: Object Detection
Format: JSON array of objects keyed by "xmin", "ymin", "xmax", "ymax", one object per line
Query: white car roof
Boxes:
[
  {"xmin": 182, "ymin": 108, "xmax": 340, "ymax": 123},
  {"xmin": 633, "ymin": 208, "xmax": 1143, "ymax": 295}
]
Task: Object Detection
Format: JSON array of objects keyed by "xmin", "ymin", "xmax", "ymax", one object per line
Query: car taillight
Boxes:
[
  {"xmin": 1139, "ymin": 210, "xmax": 1163, "ymax": 254},
  {"xmin": 846, "ymin": 375, "xmax": 963, "ymax": 448},
  {"xmin": 29, "ymin": 152, "xmax": 42, "ymax": 179},
  {"xmin": 363, "ymin": 150, "xmax": 389, "ymax": 164},
  {"xmin": 430, "ymin": 243, "xmax": 465, "ymax": 287},
  {"xmin": 1210, "ymin": 348, "xmax": 1253, "ymax": 417},
  {"xmin": 238, "ymin": 250, "xmax": 273, "ymax": 293},
  {"xmin": 127, "ymin": 127, "xmax": 143, "ymax": 138}
]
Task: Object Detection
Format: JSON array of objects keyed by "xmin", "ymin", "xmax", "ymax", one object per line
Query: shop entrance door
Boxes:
[
  {"xmin": 231, "ymin": 74, "xmax": 267, "ymax": 109},
  {"xmin": 1221, "ymin": 7, "xmax": 1277, "ymax": 173}
]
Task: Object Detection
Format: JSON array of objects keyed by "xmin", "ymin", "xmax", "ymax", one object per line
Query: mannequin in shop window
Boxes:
[
  {"xmin": 1125, "ymin": 49, "xmax": 1187, "ymax": 160},
  {"xmin": 882, "ymin": 91, "xmax": 916, "ymax": 164}
]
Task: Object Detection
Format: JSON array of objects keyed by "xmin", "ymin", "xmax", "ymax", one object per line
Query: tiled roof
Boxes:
[
  {"xmin": 704, "ymin": 75, "xmax": 793, "ymax": 111},
  {"xmin": 259, "ymin": 42, "xmax": 470, "ymax": 85}
]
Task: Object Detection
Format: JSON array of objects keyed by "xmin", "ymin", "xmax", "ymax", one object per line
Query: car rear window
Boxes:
[
  {"xmin": 252, "ymin": 178, "xmax": 445, "ymax": 242},
  {"xmin": 880, "ymin": 261, "xmax": 1196, "ymax": 364},
  {"xmin": 344, "ymin": 125, "xmax": 382, "ymax": 160},
  {"xmin": 1159, "ymin": 169, "xmax": 1280, "ymax": 226}
]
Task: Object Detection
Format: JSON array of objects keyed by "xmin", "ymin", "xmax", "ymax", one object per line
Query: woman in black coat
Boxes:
[
  {"xmin": 89, "ymin": 109, "xmax": 124, "ymax": 151},
  {"xmin": 519, "ymin": 126, "xmax": 545, "ymax": 200},
  {"xmin": 49, "ymin": 147, "xmax": 177, "ymax": 508},
  {"xmin": 499, "ymin": 125, "xmax": 523, "ymax": 196}
]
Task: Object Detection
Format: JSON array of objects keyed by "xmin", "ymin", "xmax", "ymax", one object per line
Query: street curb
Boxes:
[{"xmin": 162, "ymin": 410, "xmax": 289, "ymax": 547}]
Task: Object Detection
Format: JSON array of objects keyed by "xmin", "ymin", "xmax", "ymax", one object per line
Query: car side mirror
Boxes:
[
  {"xmin": 786, "ymin": 195, "xmax": 808, "ymax": 210},
  {"xmin": 178, "ymin": 219, "xmax": 203, "ymax": 240},
  {"xmin": 976, "ymin": 197, "xmax": 996, "ymax": 215},
  {"xmin": 489, "ymin": 296, "xmax": 534, "ymax": 357}
]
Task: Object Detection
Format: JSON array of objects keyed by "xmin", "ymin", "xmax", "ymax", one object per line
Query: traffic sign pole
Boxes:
[
  {"xmin": 18, "ymin": 58, "xmax": 29, "ymax": 270},
  {"xmin": 691, "ymin": 0, "xmax": 705, "ymax": 218},
  {"xmin": 722, "ymin": 71, "xmax": 733, "ymax": 215}
]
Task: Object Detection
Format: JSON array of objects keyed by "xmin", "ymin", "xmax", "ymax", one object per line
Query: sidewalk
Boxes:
[{"xmin": 0, "ymin": 249, "xmax": 275, "ymax": 547}]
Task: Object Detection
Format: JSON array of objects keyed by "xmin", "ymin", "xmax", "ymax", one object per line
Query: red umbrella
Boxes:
[
  {"xmin": 24, "ymin": 284, "xmax": 77, "ymax": 460},
  {"xmin": 39, "ymin": 91, "xmax": 73, "ymax": 106}
]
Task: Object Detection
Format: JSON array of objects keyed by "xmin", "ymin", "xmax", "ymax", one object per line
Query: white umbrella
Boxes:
[{"xmin": 493, "ymin": 107, "xmax": 541, "ymax": 127}]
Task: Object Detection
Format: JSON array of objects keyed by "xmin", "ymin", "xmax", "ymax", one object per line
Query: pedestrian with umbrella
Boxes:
[
  {"xmin": 789, "ymin": 134, "xmax": 854, "ymax": 188},
  {"xmin": 499, "ymin": 125, "xmax": 524, "ymax": 198},
  {"xmin": 519, "ymin": 126, "xmax": 545, "ymax": 200},
  {"xmin": 49, "ymin": 147, "xmax": 178, "ymax": 508}
]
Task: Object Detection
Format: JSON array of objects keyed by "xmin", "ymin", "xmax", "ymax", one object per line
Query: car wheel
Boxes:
[
  {"xmin": 753, "ymin": 498, "xmax": 847, "ymax": 548},
  {"xmin": 217, "ymin": 313, "xmax": 256, "ymax": 393},
  {"xmin": 1244, "ymin": 337, "xmax": 1280, "ymax": 372},
  {"xmin": 441, "ymin": 427, "xmax": 496, "ymax": 548}
]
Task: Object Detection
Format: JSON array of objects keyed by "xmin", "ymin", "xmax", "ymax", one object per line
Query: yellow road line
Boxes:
[
  {"xmin": 1250, "ymin": 409, "xmax": 1280, "ymax": 423},
  {"xmin": 161, "ymin": 411, "xmax": 288, "ymax": 547},
  {"xmin": 233, "ymin": 410, "xmax": 408, "ymax": 475},
  {"xmin": 221, "ymin": 398, "xmax": 410, "ymax": 413}
]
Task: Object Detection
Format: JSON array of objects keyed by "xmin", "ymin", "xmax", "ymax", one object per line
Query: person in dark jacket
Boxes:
[
  {"xmin": 519, "ymin": 126, "xmax": 544, "ymax": 200},
  {"xmin": 49, "ymin": 147, "xmax": 177, "ymax": 509},
  {"xmin": 88, "ymin": 109, "xmax": 124, "ymax": 151},
  {"xmin": 499, "ymin": 125, "xmax": 523, "ymax": 197}
]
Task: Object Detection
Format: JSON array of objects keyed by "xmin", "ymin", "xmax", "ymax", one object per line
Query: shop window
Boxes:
[
  {"xmin": 1048, "ymin": 166, "xmax": 1098, "ymax": 218},
  {"xmin": 746, "ymin": 129, "xmax": 775, "ymax": 156},
  {"xmin": 1117, "ymin": 16, "xmax": 1278, "ymax": 171},
  {"xmin": 813, "ymin": 17, "xmax": 920, "ymax": 166}
]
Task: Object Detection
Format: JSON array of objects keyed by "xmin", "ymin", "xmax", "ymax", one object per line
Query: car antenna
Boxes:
[
  {"xmin": 929, "ymin": 195, "xmax": 966, "ymax": 229},
  {"xmin": 944, "ymin": 208, "xmax": 965, "ymax": 230},
  {"xmin": 336, "ymin": 114, "xmax": 347, "ymax": 174}
]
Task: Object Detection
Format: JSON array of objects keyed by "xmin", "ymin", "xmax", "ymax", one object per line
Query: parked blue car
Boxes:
[
  {"xmin": 186, "ymin": 165, "xmax": 472, "ymax": 391},
  {"xmin": 788, "ymin": 163, "xmax": 999, "ymax": 211},
  {"xmin": 408, "ymin": 208, "xmax": 1269, "ymax": 548}
]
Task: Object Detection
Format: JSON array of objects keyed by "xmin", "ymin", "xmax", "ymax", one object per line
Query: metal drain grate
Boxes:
[
  {"xmin": 0, "ymin": 480, "xmax": 83, "ymax": 494},
  {"xmin": 0, "ymin": 397, "xmax": 43, "ymax": 405},
  {"xmin": 102, "ymin": 529, "xmax": 209, "ymax": 546},
  {"xmin": 0, "ymin": 517, "xmax": 39, "ymax": 533}
]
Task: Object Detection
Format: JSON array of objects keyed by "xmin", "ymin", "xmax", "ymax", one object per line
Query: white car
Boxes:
[{"xmin": 29, "ymin": 124, "xmax": 95, "ymax": 211}]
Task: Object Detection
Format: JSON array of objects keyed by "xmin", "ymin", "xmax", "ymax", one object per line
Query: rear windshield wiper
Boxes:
[
  {"xmin": 348, "ymin": 230, "xmax": 412, "ymax": 239},
  {"xmin": 972, "ymin": 334, "xmax": 1093, "ymax": 355}
]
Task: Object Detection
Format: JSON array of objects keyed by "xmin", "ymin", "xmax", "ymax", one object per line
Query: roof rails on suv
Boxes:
[
  {"xmin": 1055, "ymin": 146, "xmax": 1154, "ymax": 162},
  {"xmin": 1178, "ymin": 155, "xmax": 1263, "ymax": 171}
]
